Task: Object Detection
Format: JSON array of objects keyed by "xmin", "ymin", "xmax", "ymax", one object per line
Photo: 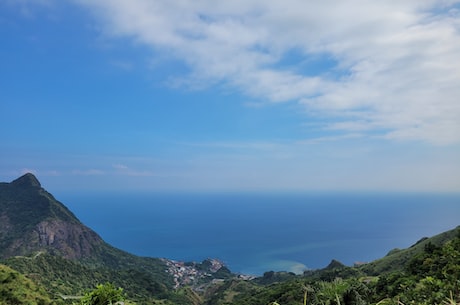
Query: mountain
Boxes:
[
  {"xmin": 1, "ymin": 173, "xmax": 458, "ymax": 304},
  {"xmin": 0, "ymin": 173, "xmax": 104, "ymax": 259},
  {"xmin": 359, "ymin": 225, "xmax": 460, "ymax": 275},
  {"xmin": 202, "ymin": 226, "xmax": 460, "ymax": 305},
  {"xmin": 0, "ymin": 173, "xmax": 232, "ymax": 304}
]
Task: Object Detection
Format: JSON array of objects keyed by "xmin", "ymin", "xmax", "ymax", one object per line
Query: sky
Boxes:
[{"xmin": 1, "ymin": 0, "xmax": 460, "ymax": 193}]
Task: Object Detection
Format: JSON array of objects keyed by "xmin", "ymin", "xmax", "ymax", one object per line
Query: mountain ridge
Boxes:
[
  {"xmin": 0, "ymin": 173, "xmax": 103, "ymax": 259},
  {"xmin": 10, "ymin": 172, "xmax": 42, "ymax": 188},
  {"xmin": 0, "ymin": 173, "xmax": 233, "ymax": 303},
  {"xmin": 1, "ymin": 173, "xmax": 458, "ymax": 304}
]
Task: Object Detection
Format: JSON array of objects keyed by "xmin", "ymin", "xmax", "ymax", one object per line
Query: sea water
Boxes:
[{"xmin": 57, "ymin": 192, "xmax": 460, "ymax": 275}]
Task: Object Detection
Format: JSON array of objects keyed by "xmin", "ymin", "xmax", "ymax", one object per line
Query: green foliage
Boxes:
[
  {"xmin": 314, "ymin": 278, "xmax": 350, "ymax": 305},
  {"xmin": 255, "ymin": 271, "xmax": 298, "ymax": 285},
  {"xmin": 372, "ymin": 229, "xmax": 460, "ymax": 305},
  {"xmin": 360, "ymin": 226, "xmax": 460, "ymax": 276},
  {"xmin": 0, "ymin": 264, "xmax": 53, "ymax": 305},
  {"xmin": 2, "ymin": 174, "xmax": 460, "ymax": 305},
  {"xmin": 215, "ymin": 277, "xmax": 373, "ymax": 305},
  {"xmin": 243, "ymin": 279, "xmax": 307, "ymax": 305},
  {"xmin": 4, "ymin": 252, "xmax": 104, "ymax": 297},
  {"xmin": 205, "ymin": 227, "xmax": 460, "ymax": 305},
  {"xmin": 305, "ymin": 261, "xmax": 365, "ymax": 282},
  {"xmin": 78, "ymin": 283, "xmax": 124, "ymax": 305},
  {"xmin": 2, "ymin": 252, "xmax": 180, "ymax": 304}
]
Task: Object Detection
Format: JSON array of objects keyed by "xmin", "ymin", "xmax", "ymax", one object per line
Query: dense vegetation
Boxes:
[
  {"xmin": 3, "ymin": 252, "xmax": 190, "ymax": 305},
  {"xmin": 1, "ymin": 174, "xmax": 459, "ymax": 305},
  {"xmin": 11, "ymin": 227, "xmax": 457, "ymax": 305},
  {"xmin": 0, "ymin": 264, "xmax": 52, "ymax": 305},
  {"xmin": 373, "ymin": 234, "xmax": 460, "ymax": 304},
  {"xmin": 203, "ymin": 227, "xmax": 460, "ymax": 305},
  {"xmin": 2, "ymin": 226, "xmax": 459, "ymax": 305},
  {"xmin": 77, "ymin": 283, "xmax": 137, "ymax": 305},
  {"xmin": 0, "ymin": 174, "xmax": 186, "ymax": 304}
]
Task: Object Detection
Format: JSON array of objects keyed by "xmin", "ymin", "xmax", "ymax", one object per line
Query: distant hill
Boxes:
[
  {"xmin": 359, "ymin": 225, "xmax": 460, "ymax": 275},
  {"xmin": 203, "ymin": 226, "xmax": 460, "ymax": 305}
]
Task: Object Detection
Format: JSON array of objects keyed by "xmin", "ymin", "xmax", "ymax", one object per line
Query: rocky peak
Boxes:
[
  {"xmin": 11, "ymin": 173, "xmax": 41, "ymax": 188},
  {"xmin": 0, "ymin": 173, "xmax": 104, "ymax": 260},
  {"xmin": 325, "ymin": 259, "xmax": 345, "ymax": 270}
]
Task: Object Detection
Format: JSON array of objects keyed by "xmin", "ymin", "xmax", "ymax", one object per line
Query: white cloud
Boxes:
[
  {"xmin": 112, "ymin": 164, "xmax": 154, "ymax": 177},
  {"xmin": 66, "ymin": 1, "xmax": 460, "ymax": 144},
  {"xmin": 72, "ymin": 169, "xmax": 105, "ymax": 176},
  {"xmin": 112, "ymin": 164, "xmax": 129, "ymax": 170}
]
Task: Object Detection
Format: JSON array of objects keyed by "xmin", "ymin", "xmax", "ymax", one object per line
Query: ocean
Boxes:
[{"xmin": 58, "ymin": 192, "xmax": 460, "ymax": 275}]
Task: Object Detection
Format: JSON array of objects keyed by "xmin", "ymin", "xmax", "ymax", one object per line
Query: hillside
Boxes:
[
  {"xmin": 202, "ymin": 226, "xmax": 460, "ymax": 305},
  {"xmin": 0, "ymin": 263, "xmax": 52, "ymax": 305},
  {"xmin": 359, "ymin": 225, "xmax": 460, "ymax": 275},
  {"xmin": 0, "ymin": 174, "xmax": 232, "ymax": 304},
  {"xmin": 0, "ymin": 173, "xmax": 458, "ymax": 305},
  {"xmin": 0, "ymin": 173, "xmax": 172, "ymax": 272},
  {"xmin": 0, "ymin": 173, "xmax": 103, "ymax": 259}
]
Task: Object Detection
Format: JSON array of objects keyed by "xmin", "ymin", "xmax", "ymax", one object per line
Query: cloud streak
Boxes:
[{"xmin": 71, "ymin": 0, "xmax": 460, "ymax": 144}]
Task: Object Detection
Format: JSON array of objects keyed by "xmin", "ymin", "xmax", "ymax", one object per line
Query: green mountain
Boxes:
[
  {"xmin": 0, "ymin": 174, "xmax": 232, "ymax": 304},
  {"xmin": 0, "ymin": 173, "xmax": 105, "ymax": 260},
  {"xmin": 1, "ymin": 173, "xmax": 458, "ymax": 305},
  {"xmin": 359, "ymin": 226, "xmax": 460, "ymax": 275},
  {"xmin": 202, "ymin": 226, "xmax": 460, "ymax": 305},
  {"xmin": 0, "ymin": 173, "xmax": 170, "ymax": 273}
]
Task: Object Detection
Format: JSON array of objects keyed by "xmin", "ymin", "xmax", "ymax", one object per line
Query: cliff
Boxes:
[
  {"xmin": 0, "ymin": 173, "xmax": 104, "ymax": 259},
  {"xmin": 0, "ymin": 173, "xmax": 232, "ymax": 302}
]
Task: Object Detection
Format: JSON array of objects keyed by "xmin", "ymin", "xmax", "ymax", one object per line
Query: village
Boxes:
[{"xmin": 162, "ymin": 258, "xmax": 228, "ymax": 289}]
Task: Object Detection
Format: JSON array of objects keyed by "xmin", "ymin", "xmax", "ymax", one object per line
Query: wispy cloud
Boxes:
[
  {"xmin": 297, "ymin": 133, "xmax": 365, "ymax": 145},
  {"xmin": 112, "ymin": 164, "xmax": 129, "ymax": 170},
  {"xmin": 60, "ymin": 165, "xmax": 155, "ymax": 177},
  {"xmin": 71, "ymin": 0, "xmax": 460, "ymax": 144},
  {"xmin": 112, "ymin": 164, "xmax": 154, "ymax": 177},
  {"xmin": 71, "ymin": 169, "xmax": 105, "ymax": 176},
  {"xmin": 3, "ymin": 0, "xmax": 54, "ymax": 18},
  {"xmin": 10, "ymin": 168, "xmax": 60, "ymax": 177}
]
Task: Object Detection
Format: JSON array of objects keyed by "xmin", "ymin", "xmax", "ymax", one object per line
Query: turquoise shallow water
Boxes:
[{"xmin": 58, "ymin": 192, "xmax": 460, "ymax": 275}]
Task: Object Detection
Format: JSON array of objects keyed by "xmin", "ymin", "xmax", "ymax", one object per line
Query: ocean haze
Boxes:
[{"xmin": 57, "ymin": 192, "xmax": 460, "ymax": 275}]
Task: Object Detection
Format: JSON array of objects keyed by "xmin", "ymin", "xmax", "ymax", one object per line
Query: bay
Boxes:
[{"xmin": 57, "ymin": 192, "xmax": 460, "ymax": 275}]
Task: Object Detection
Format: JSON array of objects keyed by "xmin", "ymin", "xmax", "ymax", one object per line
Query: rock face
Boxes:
[
  {"xmin": 0, "ymin": 173, "xmax": 232, "ymax": 293},
  {"xmin": 0, "ymin": 173, "xmax": 104, "ymax": 259},
  {"xmin": 35, "ymin": 219, "xmax": 103, "ymax": 259}
]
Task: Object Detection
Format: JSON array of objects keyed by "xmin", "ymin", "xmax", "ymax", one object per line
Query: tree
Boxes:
[{"xmin": 78, "ymin": 283, "xmax": 125, "ymax": 305}]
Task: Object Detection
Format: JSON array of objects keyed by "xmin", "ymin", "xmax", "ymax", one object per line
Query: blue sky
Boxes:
[{"xmin": 1, "ymin": 0, "xmax": 460, "ymax": 192}]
